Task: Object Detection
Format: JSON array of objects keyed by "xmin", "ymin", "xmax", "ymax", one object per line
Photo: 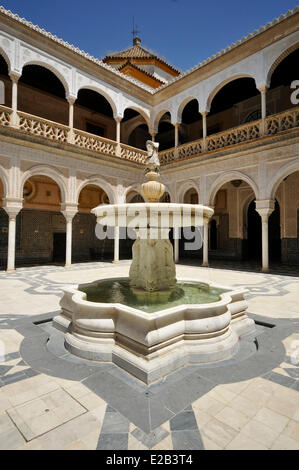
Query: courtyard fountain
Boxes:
[{"xmin": 54, "ymin": 141, "xmax": 255, "ymax": 384}]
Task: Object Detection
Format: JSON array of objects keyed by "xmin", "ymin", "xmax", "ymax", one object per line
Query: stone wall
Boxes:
[
  {"xmin": 0, "ymin": 178, "xmax": 115, "ymax": 266},
  {"xmin": 0, "ymin": 209, "xmax": 114, "ymax": 266},
  {"xmin": 72, "ymin": 212, "xmax": 114, "ymax": 262}
]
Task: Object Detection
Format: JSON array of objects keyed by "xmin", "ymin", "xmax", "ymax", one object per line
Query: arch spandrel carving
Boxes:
[
  {"xmin": 264, "ymin": 34, "xmax": 299, "ymax": 86},
  {"xmin": 19, "ymin": 44, "xmax": 72, "ymax": 97},
  {"xmin": 266, "ymin": 159, "xmax": 299, "ymax": 200}
]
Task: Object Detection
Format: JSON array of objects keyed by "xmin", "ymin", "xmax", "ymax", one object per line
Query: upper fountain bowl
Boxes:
[{"xmin": 91, "ymin": 202, "xmax": 214, "ymax": 228}]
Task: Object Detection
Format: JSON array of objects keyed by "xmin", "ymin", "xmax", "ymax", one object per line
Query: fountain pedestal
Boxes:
[{"xmin": 129, "ymin": 228, "xmax": 176, "ymax": 291}]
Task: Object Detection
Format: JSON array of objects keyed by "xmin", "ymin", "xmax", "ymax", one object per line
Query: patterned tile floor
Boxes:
[{"xmin": 0, "ymin": 261, "xmax": 298, "ymax": 450}]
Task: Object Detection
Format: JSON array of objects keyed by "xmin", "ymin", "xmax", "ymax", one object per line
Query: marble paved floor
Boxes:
[{"xmin": 0, "ymin": 261, "xmax": 298, "ymax": 450}]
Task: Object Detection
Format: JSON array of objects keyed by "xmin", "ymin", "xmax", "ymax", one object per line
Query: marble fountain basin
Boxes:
[{"xmin": 54, "ymin": 278, "xmax": 255, "ymax": 384}]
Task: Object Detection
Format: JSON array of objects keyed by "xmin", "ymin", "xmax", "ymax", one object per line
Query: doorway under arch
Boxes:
[
  {"xmin": 75, "ymin": 184, "xmax": 112, "ymax": 262},
  {"xmin": 247, "ymin": 199, "xmax": 261, "ymax": 261},
  {"xmin": 269, "ymin": 200, "xmax": 281, "ymax": 263},
  {"xmin": 210, "ymin": 219, "xmax": 218, "ymax": 250}
]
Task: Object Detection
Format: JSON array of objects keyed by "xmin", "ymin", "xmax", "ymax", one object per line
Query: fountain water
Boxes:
[{"xmin": 54, "ymin": 141, "xmax": 255, "ymax": 384}]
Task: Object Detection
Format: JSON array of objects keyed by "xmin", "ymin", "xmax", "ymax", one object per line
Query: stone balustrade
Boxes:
[
  {"xmin": 0, "ymin": 104, "xmax": 12, "ymax": 127},
  {"xmin": 73, "ymin": 128, "xmax": 117, "ymax": 156},
  {"xmin": 159, "ymin": 148, "xmax": 176, "ymax": 164},
  {"xmin": 265, "ymin": 106, "xmax": 299, "ymax": 134},
  {"xmin": 0, "ymin": 106, "xmax": 298, "ymax": 165},
  {"xmin": 206, "ymin": 120, "xmax": 261, "ymax": 151},
  {"xmin": 18, "ymin": 111, "xmax": 69, "ymax": 143},
  {"xmin": 177, "ymin": 140, "xmax": 203, "ymax": 159},
  {"xmin": 120, "ymin": 143, "xmax": 147, "ymax": 163},
  {"xmin": 160, "ymin": 106, "xmax": 299, "ymax": 164}
]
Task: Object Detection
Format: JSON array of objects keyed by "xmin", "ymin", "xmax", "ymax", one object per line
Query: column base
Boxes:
[
  {"xmin": 202, "ymin": 262, "xmax": 209, "ymax": 267},
  {"xmin": 64, "ymin": 265, "xmax": 72, "ymax": 269},
  {"xmin": 6, "ymin": 268, "xmax": 16, "ymax": 273},
  {"xmin": 261, "ymin": 267, "xmax": 269, "ymax": 273},
  {"xmin": 112, "ymin": 260, "xmax": 120, "ymax": 264}
]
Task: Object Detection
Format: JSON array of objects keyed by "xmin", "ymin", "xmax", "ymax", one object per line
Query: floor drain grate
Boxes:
[
  {"xmin": 33, "ymin": 318, "xmax": 53, "ymax": 325},
  {"xmin": 254, "ymin": 320, "xmax": 275, "ymax": 328}
]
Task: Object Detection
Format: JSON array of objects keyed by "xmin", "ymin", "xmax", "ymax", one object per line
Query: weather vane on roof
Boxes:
[{"xmin": 132, "ymin": 17, "xmax": 141, "ymax": 44}]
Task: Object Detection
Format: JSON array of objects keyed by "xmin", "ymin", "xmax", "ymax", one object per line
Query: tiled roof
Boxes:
[
  {"xmin": 106, "ymin": 44, "xmax": 154, "ymax": 59},
  {"xmin": 118, "ymin": 61, "xmax": 165, "ymax": 86},
  {"xmin": 103, "ymin": 41, "xmax": 181, "ymax": 74}
]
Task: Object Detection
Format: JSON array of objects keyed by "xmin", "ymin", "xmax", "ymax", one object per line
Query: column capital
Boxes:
[
  {"xmin": 9, "ymin": 72, "xmax": 21, "ymax": 83},
  {"xmin": 62, "ymin": 212, "xmax": 77, "ymax": 223},
  {"xmin": 255, "ymin": 199, "xmax": 275, "ymax": 219},
  {"xmin": 61, "ymin": 203, "xmax": 78, "ymax": 222},
  {"xmin": 172, "ymin": 121, "xmax": 181, "ymax": 127},
  {"xmin": 203, "ymin": 214, "xmax": 212, "ymax": 225},
  {"xmin": 66, "ymin": 95, "xmax": 77, "ymax": 105},
  {"xmin": 199, "ymin": 109, "xmax": 209, "ymax": 116},
  {"xmin": 114, "ymin": 115, "xmax": 123, "ymax": 123},
  {"xmin": 257, "ymin": 84, "xmax": 268, "ymax": 94},
  {"xmin": 3, "ymin": 197, "xmax": 23, "ymax": 218},
  {"xmin": 115, "ymin": 185, "xmax": 126, "ymax": 204}
]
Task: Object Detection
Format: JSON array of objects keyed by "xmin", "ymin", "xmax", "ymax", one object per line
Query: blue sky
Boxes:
[{"xmin": 1, "ymin": 0, "xmax": 297, "ymax": 71}]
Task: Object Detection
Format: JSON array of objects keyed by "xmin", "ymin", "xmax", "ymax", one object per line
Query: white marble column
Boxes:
[
  {"xmin": 65, "ymin": 216, "xmax": 73, "ymax": 268},
  {"xmin": 115, "ymin": 116, "xmax": 122, "ymax": 156},
  {"xmin": 202, "ymin": 217, "xmax": 209, "ymax": 267},
  {"xmin": 4, "ymin": 201, "xmax": 22, "ymax": 272},
  {"xmin": 174, "ymin": 226, "xmax": 179, "ymax": 263},
  {"xmin": 174, "ymin": 122, "xmax": 180, "ymax": 147},
  {"xmin": 67, "ymin": 96, "xmax": 76, "ymax": 143},
  {"xmin": 113, "ymin": 184, "xmax": 126, "ymax": 264},
  {"xmin": 200, "ymin": 111, "xmax": 208, "ymax": 151},
  {"xmin": 261, "ymin": 215, "xmax": 270, "ymax": 272},
  {"xmin": 255, "ymin": 200, "xmax": 274, "ymax": 272},
  {"xmin": 258, "ymin": 85, "xmax": 268, "ymax": 136},
  {"xmin": 173, "ymin": 122, "xmax": 180, "ymax": 158},
  {"xmin": 113, "ymin": 226, "xmax": 120, "ymax": 263},
  {"xmin": 7, "ymin": 214, "xmax": 17, "ymax": 272},
  {"xmin": 150, "ymin": 129, "xmax": 157, "ymax": 142},
  {"xmin": 10, "ymin": 73, "xmax": 20, "ymax": 128},
  {"xmin": 62, "ymin": 206, "xmax": 77, "ymax": 268}
]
